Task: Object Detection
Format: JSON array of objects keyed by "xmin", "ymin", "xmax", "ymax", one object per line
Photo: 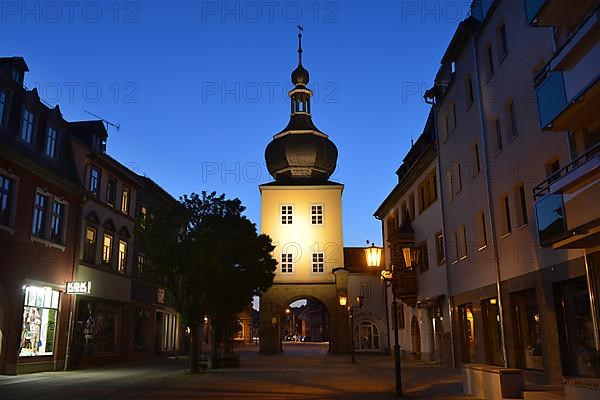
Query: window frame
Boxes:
[
  {"xmin": 281, "ymin": 253, "xmax": 294, "ymax": 274},
  {"xmin": 506, "ymin": 100, "xmax": 518, "ymax": 140},
  {"xmin": 0, "ymin": 90, "xmax": 7, "ymax": 127},
  {"xmin": 311, "ymin": 204, "xmax": 324, "ymax": 225},
  {"xmin": 0, "ymin": 172, "xmax": 16, "ymax": 229},
  {"xmin": 501, "ymin": 195, "xmax": 512, "ymax": 236},
  {"xmin": 106, "ymin": 177, "xmax": 117, "ymax": 207},
  {"xmin": 89, "ymin": 166, "xmax": 101, "ymax": 198},
  {"xmin": 45, "ymin": 126, "xmax": 58, "ymax": 159},
  {"xmin": 118, "ymin": 239, "xmax": 128, "ymax": 273},
  {"xmin": 360, "ymin": 283, "xmax": 372, "ymax": 302},
  {"xmin": 281, "ymin": 204, "xmax": 293, "ymax": 225},
  {"xmin": 20, "ymin": 108, "xmax": 35, "ymax": 144},
  {"xmin": 120, "ymin": 186, "xmax": 130, "ymax": 215},
  {"xmin": 494, "ymin": 118, "xmax": 503, "ymax": 153},
  {"xmin": 49, "ymin": 199, "xmax": 66, "ymax": 243},
  {"xmin": 102, "ymin": 233, "xmax": 114, "ymax": 267},
  {"xmin": 515, "ymin": 184, "xmax": 529, "ymax": 227},
  {"xmin": 84, "ymin": 226, "xmax": 97, "ymax": 264},
  {"xmin": 32, "ymin": 192, "xmax": 49, "ymax": 238},
  {"xmin": 311, "ymin": 252, "xmax": 325, "ymax": 273}
]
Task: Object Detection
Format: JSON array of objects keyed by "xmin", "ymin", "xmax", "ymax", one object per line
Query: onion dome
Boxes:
[{"xmin": 265, "ymin": 28, "xmax": 338, "ymax": 183}]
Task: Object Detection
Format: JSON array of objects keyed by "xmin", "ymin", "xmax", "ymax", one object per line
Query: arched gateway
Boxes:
[{"xmin": 259, "ymin": 30, "xmax": 351, "ymax": 354}]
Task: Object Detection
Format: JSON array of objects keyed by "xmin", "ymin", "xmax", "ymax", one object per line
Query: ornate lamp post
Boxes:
[
  {"xmin": 381, "ymin": 233, "xmax": 420, "ymax": 397},
  {"xmin": 339, "ymin": 293, "xmax": 363, "ymax": 363}
]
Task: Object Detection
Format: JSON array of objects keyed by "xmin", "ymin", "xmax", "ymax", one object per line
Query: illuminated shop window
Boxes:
[{"xmin": 19, "ymin": 286, "xmax": 60, "ymax": 357}]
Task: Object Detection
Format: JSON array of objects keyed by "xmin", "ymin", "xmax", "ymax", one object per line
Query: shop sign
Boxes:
[{"xmin": 66, "ymin": 281, "xmax": 92, "ymax": 294}]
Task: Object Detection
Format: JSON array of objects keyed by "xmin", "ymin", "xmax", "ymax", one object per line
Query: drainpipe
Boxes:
[
  {"xmin": 468, "ymin": 28, "xmax": 509, "ymax": 368},
  {"xmin": 424, "ymin": 94, "xmax": 456, "ymax": 369},
  {"xmin": 583, "ymin": 250, "xmax": 600, "ymax": 351}
]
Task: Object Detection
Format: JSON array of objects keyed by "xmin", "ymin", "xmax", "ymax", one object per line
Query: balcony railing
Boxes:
[
  {"xmin": 534, "ymin": 142, "xmax": 600, "ymax": 200},
  {"xmin": 534, "ymin": 8, "xmax": 600, "ymax": 131},
  {"xmin": 534, "ymin": 143, "xmax": 600, "ymax": 247}
]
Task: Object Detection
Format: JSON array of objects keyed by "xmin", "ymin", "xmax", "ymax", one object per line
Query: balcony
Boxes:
[
  {"xmin": 527, "ymin": 0, "xmax": 598, "ymax": 27},
  {"xmin": 534, "ymin": 144, "xmax": 600, "ymax": 249},
  {"xmin": 535, "ymin": 6, "xmax": 600, "ymax": 131}
]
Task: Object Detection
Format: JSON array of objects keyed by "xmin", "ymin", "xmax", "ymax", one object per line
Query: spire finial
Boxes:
[{"xmin": 297, "ymin": 25, "xmax": 304, "ymax": 65}]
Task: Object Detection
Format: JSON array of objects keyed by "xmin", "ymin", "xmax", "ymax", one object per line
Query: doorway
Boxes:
[
  {"xmin": 411, "ymin": 316, "xmax": 421, "ymax": 357},
  {"xmin": 355, "ymin": 320, "xmax": 380, "ymax": 351}
]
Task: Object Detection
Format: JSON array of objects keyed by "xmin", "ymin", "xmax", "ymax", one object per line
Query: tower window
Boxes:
[
  {"xmin": 281, "ymin": 205, "xmax": 293, "ymax": 225},
  {"xmin": 312, "ymin": 252, "xmax": 324, "ymax": 273},
  {"xmin": 281, "ymin": 253, "xmax": 294, "ymax": 273},
  {"xmin": 311, "ymin": 204, "xmax": 323, "ymax": 225}
]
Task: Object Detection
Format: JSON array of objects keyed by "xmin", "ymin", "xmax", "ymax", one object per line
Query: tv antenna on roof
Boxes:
[{"xmin": 84, "ymin": 110, "xmax": 121, "ymax": 132}]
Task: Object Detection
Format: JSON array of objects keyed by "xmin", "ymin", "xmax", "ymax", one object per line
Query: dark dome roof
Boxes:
[
  {"xmin": 265, "ymin": 133, "xmax": 338, "ymax": 181},
  {"xmin": 292, "ymin": 64, "xmax": 309, "ymax": 85}
]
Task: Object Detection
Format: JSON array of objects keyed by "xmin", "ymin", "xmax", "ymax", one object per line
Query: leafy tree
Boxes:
[{"xmin": 138, "ymin": 191, "xmax": 276, "ymax": 372}]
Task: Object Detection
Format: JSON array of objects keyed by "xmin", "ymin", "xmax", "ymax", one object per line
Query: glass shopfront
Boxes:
[
  {"xmin": 76, "ymin": 299, "xmax": 122, "ymax": 355},
  {"xmin": 19, "ymin": 286, "xmax": 60, "ymax": 357}
]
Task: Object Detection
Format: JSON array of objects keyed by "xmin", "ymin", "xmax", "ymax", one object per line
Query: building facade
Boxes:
[
  {"xmin": 376, "ymin": 0, "xmax": 600, "ymax": 393},
  {"xmin": 375, "ymin": 113, "xmax": 451, "ymax": 363},
  {"xmin": 0, "ymin": 57, "xmax": 81, "ymax": 374},
  {"xmin": 0, "ymin": 56, "xmax": 182, "ymax": 374},
  {"xmin": 258, "ymin": 32, "xmax": 351, "ymax": 354}
]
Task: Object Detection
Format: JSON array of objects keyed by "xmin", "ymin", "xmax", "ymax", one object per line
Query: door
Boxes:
[
  {"xmin": 458, "ymin": 303, "xmax": 476, "ymax": 363},
  {"xmin": 482, "ymin": 298, "xmax": 504, "ymax": 366},
  {"xmin": 155, "ymin": 311, "xmax": 163, "ymax": 354},
  {"xmin": 411, "ymin": 316, "xmax": 421, "ymax": 357},
  {"xmin": 510, "ymin": 289, "xmax": 544, "ymax": 370},
  {"xmin": 355, "ymin": 321, "xmax": 380, "ymax": 351}
]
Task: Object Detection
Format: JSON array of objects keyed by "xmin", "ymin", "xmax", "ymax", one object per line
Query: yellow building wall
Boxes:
[{"xmin": 260, "ymin": 184, "xmax": 345, "ymax": 284}]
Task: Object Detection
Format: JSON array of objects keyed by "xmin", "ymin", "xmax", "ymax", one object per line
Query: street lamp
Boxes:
[
  {"xmin": 364, "ymin": 241, "xmax": 383, "ymax": 269},
  {"xmin": 340, "ymin": 294, "xmax": 363, "ymax": 363},
  {"xmin": 381, "ymin": 243, "xmax": 421, "ymax": 397}
]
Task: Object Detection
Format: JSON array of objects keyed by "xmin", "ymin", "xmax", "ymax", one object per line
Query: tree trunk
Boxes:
[{"xmin": 189, "ymin": 324, "xmax": 200, "ymax": 374}]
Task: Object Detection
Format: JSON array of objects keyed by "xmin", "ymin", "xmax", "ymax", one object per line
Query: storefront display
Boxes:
[
  {"xmin": 19, "ymin": 286, "xmax": 60, "ymax": 357},
  {"xmin": 77, "ymin": 300, "xmax": 122, "ymax": 355}
]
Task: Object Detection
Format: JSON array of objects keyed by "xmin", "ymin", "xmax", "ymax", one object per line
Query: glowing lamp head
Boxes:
[
  {"xmin": 339, "ymin": 295, "xmax": 348, "ymax": 307},
  {"xmin": 402, "ymin": 243, "xmax": 420, "ymax": 269},
  {"xmin": 364, "ymin": 243, "xmax": 382, "ymax": 268}
]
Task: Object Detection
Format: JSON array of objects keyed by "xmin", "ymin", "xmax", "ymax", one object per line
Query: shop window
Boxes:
[
  {"xmin": 19, "ymin": 286, "xmax": 60, "ymax": 357},
  {"xmin": 458, "ymin": 303, "xmax": 476, "ymax": 363},
  {"xmin": 555, "ymin": 277, "xmax": 599, "ymax": 377},
  {"xmin": 355, "ymin": 321, "xmax": 380, "ymax": 351},
  {"xmin": 77, "ymin": 300, "xmax": 122, "ymax": 354},
  {"xmin": 510, "ymin": 289, "xmax": 543, "ymax": 370}
]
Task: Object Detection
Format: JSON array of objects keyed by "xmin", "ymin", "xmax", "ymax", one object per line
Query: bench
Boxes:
[{"xmin": 463, "ymin": 364, "xmax": 524, "ymax": 399}]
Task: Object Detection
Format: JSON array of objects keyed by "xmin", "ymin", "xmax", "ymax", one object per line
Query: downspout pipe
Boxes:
[
  {"xmin": 467, "ymin": 25, "xmax": 509, "ymax": 368},
  {"xmin": 375, "ymin": 215, "xmax": 392, "ymax": 355},
  {"xmin": 424, "ymin": 93, "xmax": 456, "ymax": 369}
]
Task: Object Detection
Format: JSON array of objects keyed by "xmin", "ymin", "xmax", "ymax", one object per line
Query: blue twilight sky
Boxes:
[{"xmin": 3, "ymin": 0, "xmax": 466, "ymax": 246}]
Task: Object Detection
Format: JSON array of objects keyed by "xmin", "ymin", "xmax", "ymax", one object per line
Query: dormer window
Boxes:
[
  {"xmin": 45, "ymin": 127, "xmax": 58, "ymax": 159},
  {"xmin": 91, "ymin": 132, "xmax": 105, "ymax": 153},
  {"xmin": 20, "ymin": 109, "xmax": 35, "ymax": 144},
  {"xmin": 12, "ymin": 69, "xmax": 23, "ymax": 85}
]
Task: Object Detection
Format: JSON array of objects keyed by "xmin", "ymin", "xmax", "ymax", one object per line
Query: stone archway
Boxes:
[{"xmin": 259, "ymin": 282, "xmax": 351, "ymax": 355}]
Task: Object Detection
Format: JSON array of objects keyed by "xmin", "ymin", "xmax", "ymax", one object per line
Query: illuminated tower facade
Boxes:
[{"xmin": 259, "ymin": 31, "xmax": 349, "ymax": 354}]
